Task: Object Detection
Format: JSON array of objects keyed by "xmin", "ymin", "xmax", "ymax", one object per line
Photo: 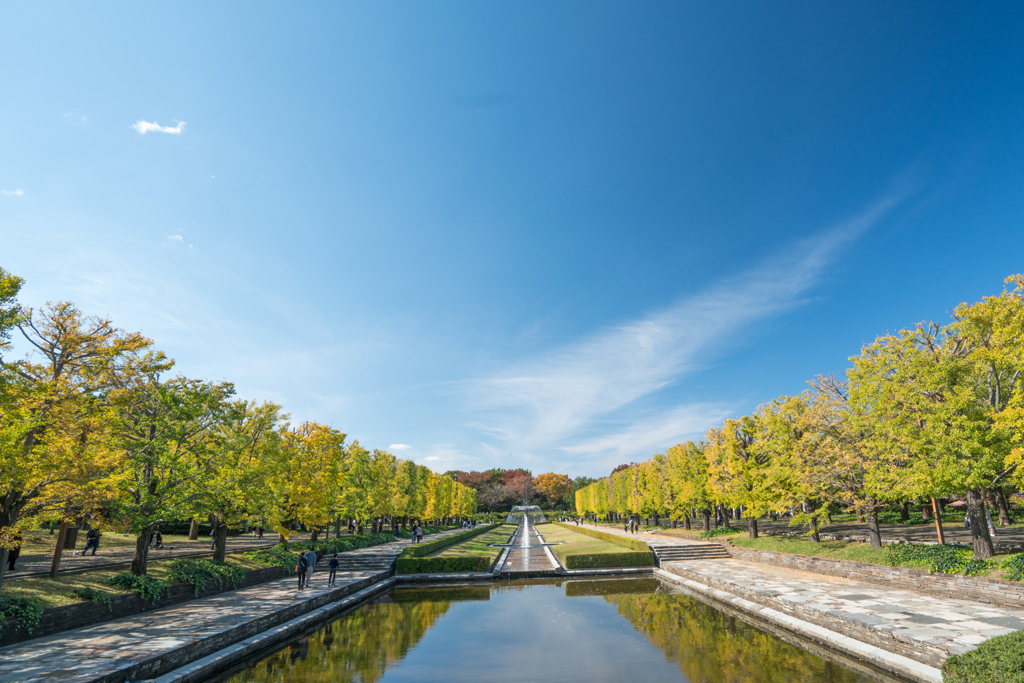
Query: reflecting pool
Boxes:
[{"xmin": 220, "ymin": 578, "xmax": 903, "ymax": 683}]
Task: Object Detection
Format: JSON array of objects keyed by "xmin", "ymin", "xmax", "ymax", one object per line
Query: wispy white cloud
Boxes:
[
  {"xmin": 167, "ymin": 234, "xmax": 183, "ymax": 243},
  {"xmin": 64, "ymin": 109, "xmax": 88, "ymax": 123},
  {"xmin": 2, "ymin": 189, "xmax": 23, "ymax": 196},
  {"xmin": 558, "ymin": 403, "xmax": 735, "ymax": 472},
  {"xmin": 389, "ymin": 443, "xmax": 412, "ymax": 452},
  {"xmin": 463, "ymin": 195, "xmax": 902, "ymax": 467},
  {"xmin": 132, "ymin": 120, "xmax": 186, "ymax": 135}
]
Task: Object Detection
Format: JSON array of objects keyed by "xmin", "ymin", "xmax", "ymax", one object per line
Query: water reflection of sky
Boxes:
[{"xmin": 224, "ymin": 579, "xmax": 874, "ymax": 683}]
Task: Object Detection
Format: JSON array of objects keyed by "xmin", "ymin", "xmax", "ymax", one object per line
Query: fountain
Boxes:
[{"xmin": 505, "ymin": 505, "xmax": 547, "ymax": 524}]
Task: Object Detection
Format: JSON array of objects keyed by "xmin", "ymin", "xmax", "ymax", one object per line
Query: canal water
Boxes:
[{"xmin": 219, "ymin": 578, "xmax": 902, "ymax": 683}]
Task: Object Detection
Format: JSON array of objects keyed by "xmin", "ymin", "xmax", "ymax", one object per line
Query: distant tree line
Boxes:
[
  {"xmin": 0, "ymin": 267, "xmax": 476, "ymax": 588},
  {"xmin": 577, "ymin": 275, "xmax": 1024, "ymax": 560}
]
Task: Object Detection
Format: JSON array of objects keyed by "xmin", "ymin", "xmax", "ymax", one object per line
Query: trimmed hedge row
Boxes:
[
  {"xmin": 552, "ymin": 522, "xmax": 651, "ymax": 552},
  {"xmin": 396, "ymin": 556, "xmax": 493, "ymax": 574},
  {"xmin": 943, "ymin": 629, "xmax": 1024, "ymax": 682},
  {"xmin": 396, "ymin": 524, "xmax": 501, "ymax": 573},
  {"xmin": 563, "ymin": 551, "xmax": 656, "ymax": 569}
]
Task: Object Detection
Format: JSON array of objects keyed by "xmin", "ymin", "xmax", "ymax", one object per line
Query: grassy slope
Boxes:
[
  {"xmin": 0, "ymin": 555, "xmax": 266, "ymax": 609},
  {"xmin": 729, "ymin": 536, "xmax": 1014, "ymax": 578},
  {"xmin": 541, "ymin": 524, "xmax": 633, "ymax": 561},
  {"xmin": 429, "ymin": 526, "xmax": 515, "ymax": 560}
]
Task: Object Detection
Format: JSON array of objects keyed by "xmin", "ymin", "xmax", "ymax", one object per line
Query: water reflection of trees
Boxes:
[
  {"xmin": 230, "ymin": 598, "xmax": 453, "ymax": 683},
  {"xmin": 606, "ymin": 593, "xmax": 861, "ymax": 683}
]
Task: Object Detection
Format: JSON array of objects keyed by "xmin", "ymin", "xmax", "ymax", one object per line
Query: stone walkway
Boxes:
[
  {"xmin": 0, "ymin": 530, "xmax": 466, "ymax": 683},
  {"xmin": 501, "ymin": 520, "xmax": 559, "ymax": 573},
  {"xmin": 665, "ymin": 558, "xmax": 1024, "ymax": 663}
]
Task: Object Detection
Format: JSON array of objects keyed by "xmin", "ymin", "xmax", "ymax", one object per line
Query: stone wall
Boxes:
[
  {"xmin": 0, "ymin": 565, "xmax": 285, "ymax": 647},
  {"xmin": 719, "ymin": 541, "xmax": 1024, "ymax": 608}
]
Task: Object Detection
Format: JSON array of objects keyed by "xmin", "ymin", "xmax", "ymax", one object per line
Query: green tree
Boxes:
[{"xmin": 108, "ymin": 374, "xmax": 234, "ymax": 574}]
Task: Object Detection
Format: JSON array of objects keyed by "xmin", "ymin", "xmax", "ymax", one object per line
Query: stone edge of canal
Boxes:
[{"xmin": 149, "ymin": 571, "xmax": 941, "ymax": 683}]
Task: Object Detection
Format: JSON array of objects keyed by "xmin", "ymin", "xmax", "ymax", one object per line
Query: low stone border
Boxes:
[
  {"xmin": 659, "ymin": 563, "xmax": 945, "ymax": 668},
  {"xmin": 655, "ymin": 568, "xmax": 941, "ymax": 683},
  {"xmin": 0, "ymin": 565, "xmax": 286, "ymax": 647},
  {"xmin": 90, "ymin": 570, "xmax": 391, "ymax": 683},
  {"xmin": 150, "ymin": 577, "xmax": 398, "ymax": 683},
  {"xmin": 718, "ymin": 541, "xmax": 1024, "ymax": 609}
]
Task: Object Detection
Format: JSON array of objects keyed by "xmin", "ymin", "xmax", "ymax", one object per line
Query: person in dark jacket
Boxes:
[
  {"xmin": 5, "ymin": 534, "xmax": 22, "ymax": 571},
  {"xmin": 297, "ymin": 554, "xmax": 309, "ymax": 589}
]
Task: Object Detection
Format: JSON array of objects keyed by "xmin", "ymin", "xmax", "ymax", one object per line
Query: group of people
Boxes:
[
  {"xmin": 623, "ymin": 518, "xmax": 641, "ymax": 534},
  {"xmin": 297, "ymin": 550, "xmax": 342, "ymax": 589}
]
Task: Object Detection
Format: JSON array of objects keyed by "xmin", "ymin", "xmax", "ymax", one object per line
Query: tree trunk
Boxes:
[
  {"xmin": 335, "ymin": 517, "xmax": 343, "ymax": 536},
  {"xmin": 720, "ymin": 505, "xmax": 730, "ymax": 528},
  {"xmin": 188, "ymin": 518, "xmax": 199, "ymax": 540},
  {"xmin": 683, "ymin": 516, "xmax": 691, "ymax": 530},
  {"xmin": 899, "ymin": 500, "xmax": 910, "ymax": 522},
  {"xmin": 130, "ymin": 528, "xmax": 153, "ymax": 575},
  {"xmin": 810, "ymin": 514, "xmax": 821, "ymax": 543},
  {"xmin": 310, "ymin": 527, "xmax": 319, "ymax": 543},
  {"xmin": 701, "ymin": 509, "xmax": 711, "ymax": 531},
  {"xmin": 748, "ymin": 516, "xmax": 758, "ymax": 539},
  {"xmin": 866, "ymin": 502, "xmax": 882, "ymax": 549},
  {"xmin": 920, "ymin": 503, "xmax": 930, "ymax": 519},
  {"xmin": 856, "ymin": 507, "xmax": 865, "ymax": 523},
  {"xmin": 212, "ymin": 517, "xmax": 229, "ymax": 563},
  {"xmin": 966, "ymin": 488, "xmax": 994, "ymax": 559},
  {"xmin": 995, "ymin": 488, "xmax": 1012, "ymax": 526}
]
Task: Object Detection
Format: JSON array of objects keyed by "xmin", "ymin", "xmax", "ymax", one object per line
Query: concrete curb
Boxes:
[
  {"xmin": 654, "ymin": 568, "xmax": 942, "ymax": 683},
  {"xmin": 147, "ymin": 577, "xmax": 398, "ymax": 683}
]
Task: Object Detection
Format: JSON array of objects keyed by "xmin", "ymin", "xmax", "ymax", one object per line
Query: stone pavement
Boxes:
[
  {"xmin": 0, "ymin": 529, "xmax": 466, "ymax": 683},
  {"xmin": 663, "ymin": 558, "xmax": 1024, "ymax": 665},
  {"xmin": 501, "ymin": 520, "xmax": 559, "ymax": 574}
]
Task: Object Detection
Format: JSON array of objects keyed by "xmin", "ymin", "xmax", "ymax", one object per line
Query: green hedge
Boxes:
[
  {"xmin": 563, "ymin": 551, "xmax": 656, "ymax": 569},
  {"xmin": 399, "ymin": 524, "xmax": 499, "ymax": 559},
  {"xmin": 396, "ymin": 556, "xmax": 493, "ymax": 574},
  {"xmin": 552, "ymin": 522, "xmax": 651, "ymax": 552},
  {"xmin": 943, "ymin": 629, "xmax": 1024, "ymax": 682}
]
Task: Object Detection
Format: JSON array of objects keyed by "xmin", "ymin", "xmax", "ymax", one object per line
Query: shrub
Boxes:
[
  {"xmin": 0, "ymin": 595, "xmax": 44, "ymax": 633},
  {"xmin": 106, "ymin": 572, "xmax": 170, "ymax": 603},
  {"xmin": 71, "ymin": 587, "xmax": 114, "ymax": 611},
  {"xmin": 883, "ymin": 543, "xmax": 993, "ymax": 576},
  {"xmin": 244, "ymin": 545, "xmax": 299, "ymax": 574},
  {"xmin": 1002, "ymin": 553, "xmax": 1024, "ymax": 582},
  {"xmin": 563, "ymin": 551, "xmax": 656, "ymax": 569},
  {"xmin": 395, "ymin": 556, "xmax": 492, "ymax": 574},
  {"xmin": 551, "ymin": 522, "xmax": 651, "ymax": 552},
  {"xmin": 699, "ymin": 526, "xmax": 743, "ymax": 539},
  {"xmin": 399, "ymin": 525, "xmax": 499, "ymax": 560},
  {"xmin": 167, "ymin": 558, "xmax": 247, "ymax": 596},
  {"xmin": 943, "ymin": 629, "xmax": 1024, "ymax": 682}
]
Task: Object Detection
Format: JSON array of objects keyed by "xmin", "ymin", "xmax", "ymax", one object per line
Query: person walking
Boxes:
[
  {"xmin": 5, "ymin": 534, "xmax": 22, "ymax": 572},
  {"xmin": 83, "ymin": 528, "xmax": 100, "ymax": 555},
  {"xmin": 415, "ymin": 524, "xmax": 423, "ymax": 543},
  {"xmin": 304, "ymin": 549, "xmax": 317, "ymax": 586},
  {"xmin": 328, "ymin": 553, "xmax": 339, "ymax": 587},
  {"xmin": 297, "ymin": 553, "xmax": 309, "ymax": 589}
]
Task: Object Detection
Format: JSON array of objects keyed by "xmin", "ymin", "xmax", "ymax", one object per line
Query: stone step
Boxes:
[{"xmin": 654, "ymin": 545, "xmax": 732, "ymax": 562}]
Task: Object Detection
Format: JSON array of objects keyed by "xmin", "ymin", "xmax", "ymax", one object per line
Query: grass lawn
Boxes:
[
  {"xmin": 541, "ymin": 524, "xmax": 633, "ymax": 562},
  {"xmin": 429, "ymin": 526, "xmax": 515, "ymax": 560},
  {"xmin": 729, "ymin": 536, "xmax": 1016, "ymax": 579},
  {"xmin": 16, "ymin": 530, "xmax": 206, "ymax": 556},
  {"xmin": 0, "ymin": 554, "xmax": 266, "ymax": 610}
]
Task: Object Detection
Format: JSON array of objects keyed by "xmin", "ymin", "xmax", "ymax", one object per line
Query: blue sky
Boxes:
[{"xmin": 3, "ymin": 3, "xmax": 1024, "ymax": 477}]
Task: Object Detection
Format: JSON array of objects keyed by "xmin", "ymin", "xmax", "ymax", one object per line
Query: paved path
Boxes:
[
  {"xmin": 0, "ymin": 530, "xmax": 465, "ymax": 683},
  {"xmin": 8, "ymin": 534, "xmax": 297, "ymax": 577},
  {"xmin": 501, "ymin": 520, "xmax": 559, "ymax": 573},
  {"xmin": 666, "ymin": 558, "xmax": 1024, "ymax": 661}
]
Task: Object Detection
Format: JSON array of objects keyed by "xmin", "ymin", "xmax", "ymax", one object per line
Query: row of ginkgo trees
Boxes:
[
  {"xmin": 577, "ymin": 275, "xmax": 1024, "ymax": 560},
  {"xmin": 0, "ymin": 267, "xmax": 476, "ymax": 588}
]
